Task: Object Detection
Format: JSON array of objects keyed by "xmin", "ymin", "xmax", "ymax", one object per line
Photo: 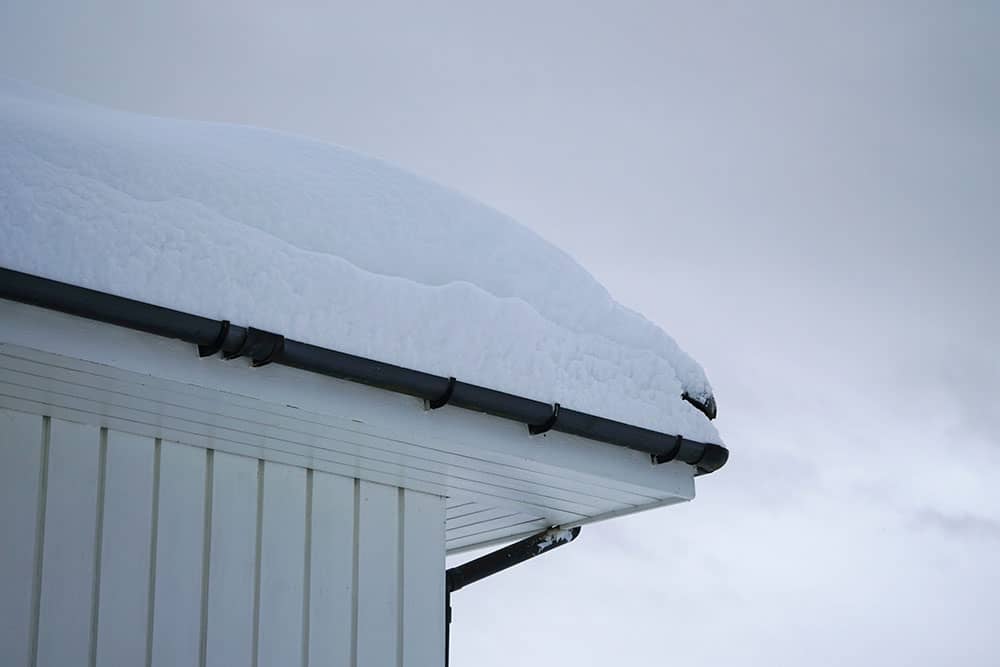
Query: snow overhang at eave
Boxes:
[
  {"xmin": 0, "ymin": 267, "xmax": 728, "ymax": 474},
  {"xmin": 0, "ymin": 267, "xmax": 728, "ymax": 552}
]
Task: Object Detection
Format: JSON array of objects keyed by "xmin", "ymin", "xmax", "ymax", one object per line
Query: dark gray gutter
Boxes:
[{"xmin": 0, "ymin": 267, "xmax": 729, "ymax": 474}]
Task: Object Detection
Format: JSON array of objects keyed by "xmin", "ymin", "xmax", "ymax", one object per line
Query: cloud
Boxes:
[
  {"xmin": 911, "ymin": 508, "xmax": 1000, "ymax": 542},
  {"xmin": 3, "ymin": 1, "xmax": 999, "ymax": 665}
]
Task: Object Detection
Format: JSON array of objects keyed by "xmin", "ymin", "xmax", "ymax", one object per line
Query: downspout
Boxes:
[{"xmin": 444, "ymin": 526, "xmax": 581, "ymax": 666}]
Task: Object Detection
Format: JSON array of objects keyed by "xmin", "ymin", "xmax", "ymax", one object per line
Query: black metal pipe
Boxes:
[
  {"xmin": 446, "ymin": 526, "xmax": 582, "ymax": 594},
  {"xmin": 448, "ymin": 381, "xmax": 554, "ymax": 425},
  {"xmin": 281, "ymin": 339, "xmax": 448, "ymax": 399},
  {"xmin": 444, "ymin": 526, "xmax": 581, "ymax": 666},
  {"xmin": 445, "ymin": 593, "xmax": 451, "ymax": 667},
  {"xmin": 0, "ymin": 265, "xmax": 223, "ymax": 346},
  {"xmin": 0, "ymin": 267, "xmax": 729, "ymax": 474}
]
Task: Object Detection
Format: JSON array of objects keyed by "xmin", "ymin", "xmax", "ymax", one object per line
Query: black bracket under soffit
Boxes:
[{"xmin": 223, "ymin": 327, "xmax": 285, "ymax": 367}]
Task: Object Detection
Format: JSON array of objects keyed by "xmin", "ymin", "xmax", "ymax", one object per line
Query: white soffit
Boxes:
[{"xmin": 0, "ymin": 300, "xmax": 695, "ymax": 552}]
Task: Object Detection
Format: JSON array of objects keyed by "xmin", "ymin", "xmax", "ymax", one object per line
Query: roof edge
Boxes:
[{"xmin": 0, "ymin": 266, "xmax": 728, "ymax": 474}]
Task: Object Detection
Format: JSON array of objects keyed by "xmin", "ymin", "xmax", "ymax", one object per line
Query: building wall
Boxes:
[{"xmin": 0, "ymin": 407, "xmax": 445, "ymax": 667}]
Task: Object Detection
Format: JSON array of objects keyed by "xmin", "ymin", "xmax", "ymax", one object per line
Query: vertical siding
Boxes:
[
  {"xmin": 151, "ymin": 441, "xmax": 206, "ymax": 667},
  {"xmin": 402, "ymin": 490, "xmax": 446, "ymax": 666},
  {"xmin": 308, "ymin": 471, "xmax": 355, "ymax": 667},
  {"xmin": 0, "ymin": 410, "xmax": 44, "ymax": 667},
  {"xmin": 36, "ymin": 419, "xmax": 101, "ymax": 667},
  {"xmin": 95, "ymin": 431, "xmax": 155, "ymax": 667},
  {"xmin": 257, "ymin": 462, "xmax": 307, "ymax": 667},
  {"xmin": 205, "ymin": 451, "xmax": 258, "ymax": 667},
  {"xmin": 355, "ymin": 481, "xmax": 401, "ymax": 667},
  {"xmin": 0, "ymin": 407, "xmax": 446, "ymax": 667}
]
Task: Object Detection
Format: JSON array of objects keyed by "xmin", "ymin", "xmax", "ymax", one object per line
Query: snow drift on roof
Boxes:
[{"xmin": 0, "ymin": 78, "xmax": 721, "ymax": 444}]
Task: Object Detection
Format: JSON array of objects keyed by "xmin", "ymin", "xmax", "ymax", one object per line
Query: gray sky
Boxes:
[{"xmin": 3, "ymin": 1, "xmax": 998, "ymax": 664}]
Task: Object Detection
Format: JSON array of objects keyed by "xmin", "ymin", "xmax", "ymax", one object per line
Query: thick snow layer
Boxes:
[{"xmin": 0, "ymin": 79, "xmax": 721, "ymax": 444}]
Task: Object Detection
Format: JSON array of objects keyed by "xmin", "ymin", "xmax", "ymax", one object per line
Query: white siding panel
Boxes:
[
  {"xmin": 95, "ymin": 431, "xmax": 155, "ymax": 667},
  {"xmin": 355, "ymin": 481, "xmax": 401, "ymax": 667},
  {"xmin": 151, "ymin": 440, "xmax": 206, "ymax": 667},
  {"xmin": 35, "ymin": 419, "xmax": 101, "ymax": 667},
  {"xmin": 0, "ymin": 408, "xmax": 447, "ymax": 667},
  {"xmin": 257, "ymin": 462, "xmax": 307, "ymax": 667},
  {"xmin": 307, "ymin": 471, "xmax": 354, "ymax": 667},
  {"xmin": 402, "ymin": 490, "xmax": 445, "ymax": 667},
  {"xmin": 0, "ymin": 409, "xmax": 43, "ymax": 667},
  {"xmin": 205, "ymin": 451, "xmax": 259, "ymax": 667}
]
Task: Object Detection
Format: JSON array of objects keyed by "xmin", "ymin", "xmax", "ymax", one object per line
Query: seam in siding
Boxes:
[
  {"xmin": 396, "ymin": 489, "xmax": 405, "ymax": 667},
  {"xmin": 251, "ymin": 459, "xmax": 265, "ymax": 667},
  {"xmin": 28, "ymin": 415, "xmax": 51, "ymax": 667},
  {"xmin": 198, "ymin": 449, "xmax": 214, "ymax": 667},
  {"xmin": 301, "ymin": 469, "xmax": 313, "ymax": 667},
  {"xmin": 145, "ymin": 439, "xmax": 162, "ymax": 667},
  {"xmin": 89, "ymin": 428, "xmax": 109, "ymax": 667},
  {"xmin": 350, "ymin": 479, "xmax": 360, "ymax": 667}
]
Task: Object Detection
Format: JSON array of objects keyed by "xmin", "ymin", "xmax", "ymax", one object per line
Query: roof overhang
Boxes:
[{"xmin": 0, "ymin": 266, "xmax": 728, "ymax": 552}]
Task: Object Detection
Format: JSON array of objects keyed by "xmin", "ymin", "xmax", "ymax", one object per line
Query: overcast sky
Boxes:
[{"xmin": 2, "ymin": 2, "xmax": 998, "ymax": 665}]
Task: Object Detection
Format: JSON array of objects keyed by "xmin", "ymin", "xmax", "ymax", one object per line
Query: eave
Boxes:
[{"xmin": 0, "ymin": 266, "xmax": 728, "ymax": 474}]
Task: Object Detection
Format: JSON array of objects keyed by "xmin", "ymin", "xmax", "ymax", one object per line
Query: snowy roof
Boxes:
[{"xmin": 0, "ymin": 78, "xmax": 721, "ymax": 445}]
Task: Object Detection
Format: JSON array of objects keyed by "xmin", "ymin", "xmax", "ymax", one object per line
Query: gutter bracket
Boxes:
[
  {"xmin": 651, "ymin": 434, "xmax": 684, "ymax": 465},
  {"xmin": 223, "ymin": 327, "xmax": 285, "ymax": 367},
  {"xmin": 528, "ymin": 402, "xmax": 560, "ymax": 435},
  {"xmin": 198, "ymin": 320, "xmax": 231, "ymax": 358},
  {"xmin": 429, "ymin": 376, "xmax": 457, "ymax": 409}
]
